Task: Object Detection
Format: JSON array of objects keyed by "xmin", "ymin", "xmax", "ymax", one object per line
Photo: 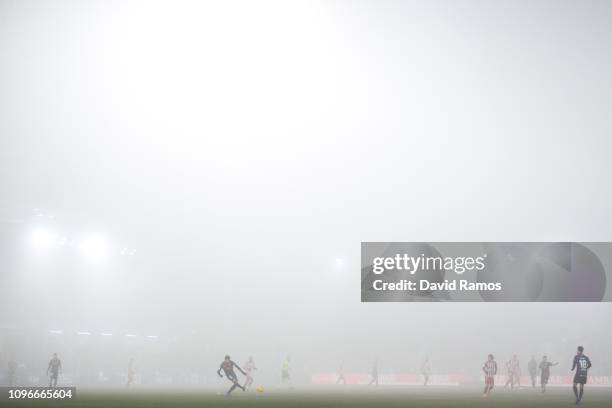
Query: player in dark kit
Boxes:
[
  {"xmin": 571, "ymin": 346, "xmax": 592, "ymax": 404},
  {"xmin": 7, "ymin": 359, "xmax": 17, "ymax": 386},
  {"xmin": 47, "ymin": 353, "xmax": 62, "ymax": 387},
  {"xmin": 217, "ymin": 355, "xmax": 246, "ymax": 396},
  {"xmin": 528, "ymin": 356, "xmax": 537, "ymax": 388},
  {"xmin": 538, "ymin": 356, "xmax": 558, "ymax": 393},
  {"xmin": 421, "ymin": 358, "xmax": 431, "ymax": 386},
  {"xmin": 482, "ymin": 354, "xmax": 498, "ymax": 398}
]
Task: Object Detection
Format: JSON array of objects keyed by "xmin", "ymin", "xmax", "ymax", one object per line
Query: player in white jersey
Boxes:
[
  {"xmin": 126, "ymin": 358, "xmax": 135, "ymax": 387},
  {"xmin": 421, "ymin": 358, "xmax": 431, "ymax": 386},
  {"xmin": 368, "ymin": 358, "xmax": 379, "ymax": 386},
  {"xmin": 504, "ymin": 355, "xmax": 520, "ymax": 390},
  {"xmin": 336, "ymin": 360, "xmax": 346, "ymax": 385},
  {"xmin": 243, "ymin": 356, "xmax": 256, "ymax": 390}
]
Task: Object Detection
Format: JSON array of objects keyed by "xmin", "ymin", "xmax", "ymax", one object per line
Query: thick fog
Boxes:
[{"xmin": 1, "ymin": 0, "xmax": 611, "ymax": 388}]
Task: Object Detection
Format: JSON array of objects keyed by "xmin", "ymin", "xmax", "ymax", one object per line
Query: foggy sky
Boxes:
[{"xmin": 1, "ymin": 0, "xmax": 611, "ymax": 383}]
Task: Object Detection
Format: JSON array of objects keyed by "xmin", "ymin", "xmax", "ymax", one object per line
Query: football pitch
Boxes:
[{"xmin": 4, "ymin": 387, "xmax": 612, "ymax": 408}]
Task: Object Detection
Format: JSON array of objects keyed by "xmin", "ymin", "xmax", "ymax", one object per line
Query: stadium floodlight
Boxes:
[
  {"xmin": 77, "ymin": 331, "xmax": 91, "ymax": 335},
  {"xmin": 121, "ymin": 247, "xmax": 137, "ymax": 256},
  {"xmin": 31, "ymin": 228, "xmax": 58, "ymax": 252},
  {"xmin": 100, "ymin": 333, "xmax": 113, "ymax": 336},
  {"xmin": 335, "ymin": 257, "xmax": 345, "ymax": 268},
  {"xmin": 49, "ymin": 330, "xmax": 63, "ymax": 334},
  {"xmin": 146, "ymin": 335, "xmax": 158, "ymax": 339},
  {"xmin": 125, "ymin": 334, "xmax": 137, "ymax": 337},
  {"xmin": 79, "ymin": 235, "xmax": 110, "ymax": 261}
]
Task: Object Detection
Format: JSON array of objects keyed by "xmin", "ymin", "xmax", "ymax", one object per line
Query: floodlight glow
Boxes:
[
  {"xmin": 126, "ymin": 334, "xmax": 137, "ymax": 337},
  {"xmin": 146, "ymin": 335, "xmax": 158, "ymax": 339},
  {"xmin": 100, "ymin": 333, "xmax": 113, "ymax": 336},
  {"xmin": 31, "ymin": 228, "xmax": 58, "ymax": 252},
  {"xmin": 335, "ymin": 257, "xmax": 345, "ymax": 268},
  {"xmin": 77, "ymin": 331, "xmax": 91, "ymax": 335},
  {"xmin": 79, "ymin": 235, "xmax": 110, "ymax": 261},
  {"xmin": 49, "ymin": 330, "xmax": 63, "ymax": 334},
  {"xmin": 121, "ymin": 247, "xmax": 137, "ymax": 256}
]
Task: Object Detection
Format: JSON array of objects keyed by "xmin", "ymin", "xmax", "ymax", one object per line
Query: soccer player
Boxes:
[
  {"xmin": 571, "ymin": 346, "xmax": 592, "ymax": 404},
  {"xmin": 515, "ymin": 356, "xmax": 522, "ymax": 387},
  {"xmin": 243, "ymin": 356, "xmax": 256, "ymax": 390},
  {"xmin": 528, "ymin": 356, "xmax": 537, "ymax": 388},
  {"xmin": 126, "ymin": 358, "xmax": 135, "ymax": 387},
  {"xmin": 504, "ymin": 355, "xmax": 520, "ymax": 390},
  {"xmin": 217, "ymin": 355, "xmax": 246, "ymax": 396},
  {"xmin": 538, "ymin": 355, "xmax": 558, "ymax": 393},
  {"xmin": 336, "ymin": 360, "xmax": 346, "ymax": 385},
  {"xmin": 7, "ymin": 359, "xmax": 17, "ymax": 386},
  {"xmin": 368, "ymin": 358, "xmax": 379, "ymax": 386},
  {"xmin": 47, "ymin": 353, "xmax": 62, "ymax": 387},
  {"xmin": 421, "ymin": 358, "xmax": 431, "ymax": 386},
  {"xmin": 482, "ymin": 354, "xmax": 498, "ymax": 398},
  {"xmin": 281, "ymin": 356, "xmax": 291, "ymax": 384}
]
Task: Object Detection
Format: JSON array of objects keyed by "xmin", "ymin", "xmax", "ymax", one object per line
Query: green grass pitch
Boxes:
[{"xmin": 4, "ymin": 387, "xmax": 611, "ymax": 408}]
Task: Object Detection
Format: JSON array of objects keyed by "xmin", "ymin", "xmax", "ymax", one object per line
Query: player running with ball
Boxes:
[{"xmin": 217, "ymin": 355, "xmax": 246, "ymax": 396}]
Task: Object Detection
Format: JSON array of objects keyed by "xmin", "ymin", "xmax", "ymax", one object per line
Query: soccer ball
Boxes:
[{"xmin": 255, "ymin": 386, "xmax": 264, "ymax": 393}]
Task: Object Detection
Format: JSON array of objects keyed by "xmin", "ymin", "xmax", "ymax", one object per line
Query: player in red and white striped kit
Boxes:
[{"xmin": 483, "ymin": 354, "xmax": 498, "ymax": 398}]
